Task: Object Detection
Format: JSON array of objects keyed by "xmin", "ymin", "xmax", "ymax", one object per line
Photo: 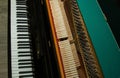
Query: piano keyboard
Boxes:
[
  {"xmin": 48, "ymin": 0, "xmax": 79, "ymax": 77},
  {"xmin": 10, "ymin": 0, "xmax": 34, "ymax": 77}
]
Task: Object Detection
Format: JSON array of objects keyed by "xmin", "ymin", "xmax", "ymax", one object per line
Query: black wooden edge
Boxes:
[{"xmin": 8, "ymin": 0, "xmax": 12, "ymax": 78}]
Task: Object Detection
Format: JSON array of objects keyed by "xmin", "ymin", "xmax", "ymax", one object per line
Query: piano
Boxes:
[{"xmin": 8, "ymin": 0, "xmax": 120, "ymax": 78}]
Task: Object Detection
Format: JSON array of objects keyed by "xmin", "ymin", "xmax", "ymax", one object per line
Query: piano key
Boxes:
[
  {"xmin": 16, "ymin": 12, "xmax": 27, "ymax": 14},
  {"xmin": 18, "ymin": 59, "xmax": 32, "ymax": 62},
  {"xmin": 17, "ymin": 21, "xmax": 28, "ymax": 23},
  {"xmin": 16, "ymin": 0, "xmax": 26, "ymax": 1},
  {"xmin": 17, "ymin": 34, "xmax": 30, "ymax": 37},
  {"xmin": 16, "ymin": 8, "xmax": 27, "ymax": 11},
  {"xmin": 17, "ymin": 25, "xmax": 29, "ymax": 28},
  {"xmin": 17, "ymin": 41, "xmax": 30, "ymax": 43},
  {"xmin": 16, "ymin": 6, "xmax": 27, "ymax": 9},
  {"xmin": 19, "ymin": 73, "xmax": 34, "ymax": 77},
  {"xmin": 16, "ymin": 2, "xmax": 26, "ymax": 5},
  {"xmin": 16, "ymin": 10, "xmax": 27, "ymax": 13},
  {"xmin": 17, "ymin": 18, "xmax": 28, "ymax": 21},
  {"xmin": 18, "ymin": 51, "xmax": 31, "ymax": 54},
  {"xmin": 16, "ymin": 29, "xmax": 29, "ymax": 32},
  {"xmin": 18, "ymin": 62, "xmax": 33, "ymax": 65},
  {"xmin": 17, "ymin": 14, "xmax": 27, "ymax": 18},
  {"xmin": 19, "ymin": 69, "xmax": 33, "ymax": 74},
  {"xmin": 18, "ymin": 43, "xmax": 30, "ymax": 46},
  {"xmin": 18, "ymin": 54, "xmax": 32, "ymax": 57},
  {"xmin": 16, "ymin": 0, "xmax": 26, "ymax": 3},
  {"xmin": 11, "ymin": 52, "xmax": 32, "ymax": 57},
  {"xmin": 17, "ymin": 27, "xmax": 29, "ymax": 30},
  {"xmin": 17, "ymin": 37, "xmax": 30, "ymax": 39},
  {"xmin": 17, "ymin": 24, "xmax": 28, "ymax": 26},
  {"xmin": 19, "ymin": 66, "xmax": 33, "ymax": 69},
  {"xmin": 19, "ymin": 74, "xmax": 34, "ymax": 78},
  {"xmin": 17, "ymin": 13, "xmax": 27, "ymax": 16},
  {"xmin": 17, "ymin": 43, "xmax": 31, "ymax": 47},
  {"xmin": 19, "ymin": 71, "xmax": 33, "ymax": 74},
  {"xmin": 12, "ymin": 57, "xmax": 32, "ymax": 61}
]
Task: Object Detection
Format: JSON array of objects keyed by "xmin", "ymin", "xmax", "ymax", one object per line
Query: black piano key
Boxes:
[
  {"xmin": 17, "ymin": 13, "xmax": 27, "ymax": 16},
  {"xmin": 18, "ymin": 46, "xmax": 30, "ymax": 49},
  {"xmin": 16, "ymin": 6, "xmax": 27, "ymax": 8},
  {"xmin": 17, "ymin": 37, "xmax": 29, "ymax": 39},
  {"xmin": 16, "ymin": 14, "xmax": 27, "ymax": 18},
  {"xmin": 17, "ymin": 41, "xmax": 30, "ymax": 43},
  {"xmin": 16, "ymin": 15, "xmax": 27, "ymax": 18},
  {"xmin": 17, "ymin": 34, "xmax": 29, "ymax": 36},
  {"xmin": 18, "ymin": 62, "xmax": 33, "ymax": 65},
  {"xmin": 17, "ymin": 42, "xmax": 30, "ymax": 45},
  {"xmin": 19, "ymin": 66, "xmax": 33, "ymax": 68},
  {"xmin": 17, "ymin": 12, "xmax": 27, "ymax": 14},
  {"xmin": 17, "ymin": 13, "xmax": 27, "ymax": 15},
  {"xmin": 18, "ymin": 60, "xmax": 33, "ymax": 63},
  {"xmin": 16, "ymin": 7, "xmax": 27, "ymax": 9},
  {"xmin": 18, "ymin": 59, "xmax": 32, "ymax": 62},
  {"xmin": 16, "ymin": 7, "xmax": 27, "ymax": 10},
  {"xmin": 17, "ymin": 29, "xmax": 28, "ymax": 31},
  {"xmin": 18, "ymin": 51, "xmax": 31, "ymax": 54},
  {"xmin": 17, "ymin": 27, "xmax": 29, "ymax": 29},
  {"xmin": 17, "ymin": 15, "xmax": 27, "ymax": 18},
  {"xmin": 16, "ymin": 4, "xmax": 26, "ymax": 6},
  {"xmin": 17, "ymin": 21, "xmax": 28, "ymax": 24},
  {"xmin": 19, "ymin": 71, "xmax": 33, "ymax": 74},
  {"xmin": 16, "ymin": 1, "xmax": 26, "ymax": 3},
  {"xmin": 18, "ymin": 45, "xmax": 30, "ymax": 48},
  {"xmin": 17, "ymin": 25, "xmax": 29, "ymax": 27},
  {"xmin": 17, "ymin": 30, "xmax": 28, "ymax": 32},
  {"xmin": 17, "ymin": 19, "xmax": 28, "ymax": 21},
  {"xmin": 17, "ymin": 28, "xmax": 28, "ymax": 30},
  {"xmin": 16, "ymin": 0, "xmax": 26, "ymax": 2},
  {"xmin": 19, "ymin": 74, "xmax": 34, "ymax": 78},
  {"xmin": 18, "ymin": 44, "xmax": 30, "ymax": 46},
  {"xmin": 16, "ymin": 0, "xmax": 26, "ymax": 1},
  {"xmin": 16, "ymin": 2, "xmax": 26, "ymax": 5},
  {"xmin": 18, "ymin": 55, "xmax": 32, "ymax": 58}
]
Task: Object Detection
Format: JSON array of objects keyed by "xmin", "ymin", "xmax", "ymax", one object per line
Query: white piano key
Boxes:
[
  {"xmin": 19, "ymin": 67, "xmax": 33, "ymax": 71},
  {"xmin": 12, "ymin": 56, "xmax": 32, "ymax": 60},
  {"xmin": 17, "ymin": 18, "xmax": 28, "ymax": 20}
]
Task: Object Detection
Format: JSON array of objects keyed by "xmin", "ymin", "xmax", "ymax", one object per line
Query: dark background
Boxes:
[{"xmin": 97, "ymin": 0, "xmax": 120, "ymax": 47}]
